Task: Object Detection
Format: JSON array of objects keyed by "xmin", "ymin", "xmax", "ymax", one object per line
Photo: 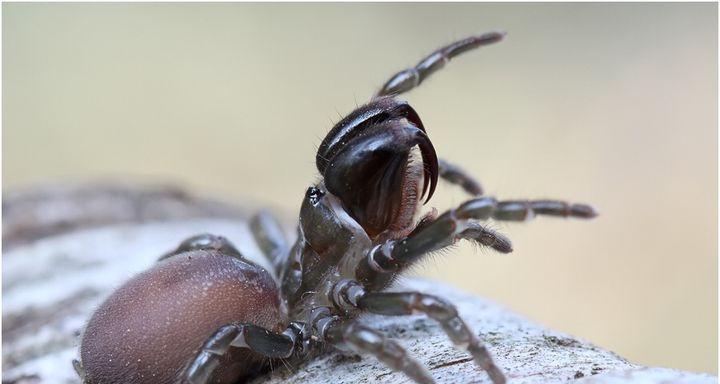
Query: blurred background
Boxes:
[{"xmin": 3, "ymin": 3, "xmax": 717, "ymax": 375}]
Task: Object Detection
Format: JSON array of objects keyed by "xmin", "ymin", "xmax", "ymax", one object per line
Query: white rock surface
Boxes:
[{"xmin": 2, "ymin": 184, "xmax": 716, "ymax": 384}]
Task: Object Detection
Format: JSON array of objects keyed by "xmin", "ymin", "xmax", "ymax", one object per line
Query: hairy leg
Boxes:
[
  {"xmin": 458, "ymin": 221, "xmax": 513, "ymax": 253},
  {"xmin": 375, "ymin": 31, "xmax": 506, "ymax": 98},
  {"xmin": 356, "ymin": 196, "xmax": 594, "ymax": 287},
  {"xmin": 356, "ymin": 202, "xmax": 511, "ymax": 285},
  {"xmin": 184, "ymin": 322, "xmax": 304, "ymax": 384},
  {"xmin": 324, "ymin": 321, "xmax": 436, "ymax": 384},
  {"xmin": 356, "ymin": 291, "xmax": 506, "ymax": 384}
]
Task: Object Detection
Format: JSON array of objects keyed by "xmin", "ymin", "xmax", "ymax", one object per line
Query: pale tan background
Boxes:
[{"xmin": 4, "ymin": 3, "xmax": 717, "ymax": 375}]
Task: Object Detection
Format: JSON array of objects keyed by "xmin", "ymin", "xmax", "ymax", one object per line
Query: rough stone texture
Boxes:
[{"xmin": 2, "ymin": 183, "xmax": 716, "ymax": 384}]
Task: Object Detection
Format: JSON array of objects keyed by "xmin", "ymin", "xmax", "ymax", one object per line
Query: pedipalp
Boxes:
[{"xmin": 356, "ymin": 195, "xmax": 593, "ymax": 289}]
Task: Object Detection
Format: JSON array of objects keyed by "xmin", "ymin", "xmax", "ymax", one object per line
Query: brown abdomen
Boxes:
[{"xmin": 80, "ymin": 250, "xmax": 283, "ymax": 384}]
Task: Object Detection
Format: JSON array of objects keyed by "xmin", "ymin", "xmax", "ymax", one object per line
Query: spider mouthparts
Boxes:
[{"xmin": 416, "ymin": 131, "xmax": 438, "ymax": 204}]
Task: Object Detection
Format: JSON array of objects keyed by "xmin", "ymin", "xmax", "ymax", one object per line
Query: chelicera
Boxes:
[{"xmin": 75, "ymin": 31, "xmax": 597, "ymax": 384}]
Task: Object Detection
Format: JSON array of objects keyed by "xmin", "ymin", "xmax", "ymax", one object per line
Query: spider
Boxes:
[{"xmin": 74, "ymin": 31, "xmax": 596, "ymax": 384}]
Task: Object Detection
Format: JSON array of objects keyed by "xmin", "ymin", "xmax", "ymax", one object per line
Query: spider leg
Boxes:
[
  {"xmin": 466, "ymin": 196, "xmax": 598, "ymax": 221},
  {"xmin": 439, "ymin": 158, "xmax": 483, "ymax": 195},
  {"xmin": 184, "ymin": 322, "xmax": 303, "ymax": 384},
  {"xmin": 324, "ymin": 321, "xmax": 436, "ymax": 384},
  {"xmin": 357, "ymin": 196, "xmax": 595, "ymax": 287},
  {"xmin": 250, "ymin": 210, "xmax": 289, "ymax": 276},
  {"xmin": 354, "ymin": 291, "xmax": 506, "ymax": 384},
  {"xmin": 157, "ymin": 233, "xmax": 243, "ymax": 261},
  {"xmin": 374, "ymin": 31, "xmax": 506, "ymax": 98},
  {"xmin": 357, "ymin": 199, "xmax": 513, "ymax": 283}
]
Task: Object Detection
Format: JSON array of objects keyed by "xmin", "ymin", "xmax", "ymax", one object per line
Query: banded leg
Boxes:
[
  {"xmin": 158, "ymin": 233, "xmax": 243, "ymax": 261},
  {"xmin": 250, "ymin": 210, "xmax": 289, "ymax": 276},
  {"xmin": 439, "ymin": 158, "xmax": 483, "ymax": 196},
  {"xmin": 472, "ymin": 197, "xmax": 598, "ymax": 221},
  {"xmin": 375, "ymin": 31, "xmax": 506, "ymax": 98},
  {"xmin": 185, "ymin": 322, "xmax": 302, "ymax": 384},
  {"xmin": 357, "ymin": 291, "xmax": 506, "ymax": 384},
  {"xmin": 324, "ymin": 321, "xmax": 436, "ymax": 384},
  {"xmin": 358, "ymin": 196, "xmax": 595, "ymax": 282}
]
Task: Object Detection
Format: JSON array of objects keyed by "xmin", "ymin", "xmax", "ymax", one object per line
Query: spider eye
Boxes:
[{"xmin": 306, "ymin": 187, "xmax": 325, "ymax": 206}]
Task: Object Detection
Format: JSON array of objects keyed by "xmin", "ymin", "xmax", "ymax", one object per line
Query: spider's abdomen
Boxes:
[{"xmin": 80, "ymin": 250, "xmax": 283, "ymax": 384}]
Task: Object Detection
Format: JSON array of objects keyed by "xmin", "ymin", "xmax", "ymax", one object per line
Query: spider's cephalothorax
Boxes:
[{"xmin": 76, "ymin": 31, "xmax": 597, "ymax": 384}]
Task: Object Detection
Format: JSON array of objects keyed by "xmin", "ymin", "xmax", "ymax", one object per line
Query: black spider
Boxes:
[{"xmin": 75, "ymin": 31, "xmax": 596, "ymax": 384}]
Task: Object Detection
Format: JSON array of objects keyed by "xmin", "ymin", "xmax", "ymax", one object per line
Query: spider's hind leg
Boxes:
[{"xmin": 158, "ymin": 233, "xmax": 243, "ymax": 261}]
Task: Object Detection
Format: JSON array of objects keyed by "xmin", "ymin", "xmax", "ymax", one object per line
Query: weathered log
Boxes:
[
  {"xmin": 2, "ymin": 182, "xmax": 246, "ymax": 251},
  {"xmin": 2, "ymin": 184, "xmax": 715, "ymax": 384}
]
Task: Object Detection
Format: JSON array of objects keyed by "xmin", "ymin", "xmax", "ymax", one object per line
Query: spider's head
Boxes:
[{"xmin": 315, "ymin": 98, "xmax": 438, "ymax": 239}]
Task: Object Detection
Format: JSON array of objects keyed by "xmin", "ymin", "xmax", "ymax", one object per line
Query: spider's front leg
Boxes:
[{"xmin": 375, "ymin": 31, "xmax": 506, "ymax": 98}]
